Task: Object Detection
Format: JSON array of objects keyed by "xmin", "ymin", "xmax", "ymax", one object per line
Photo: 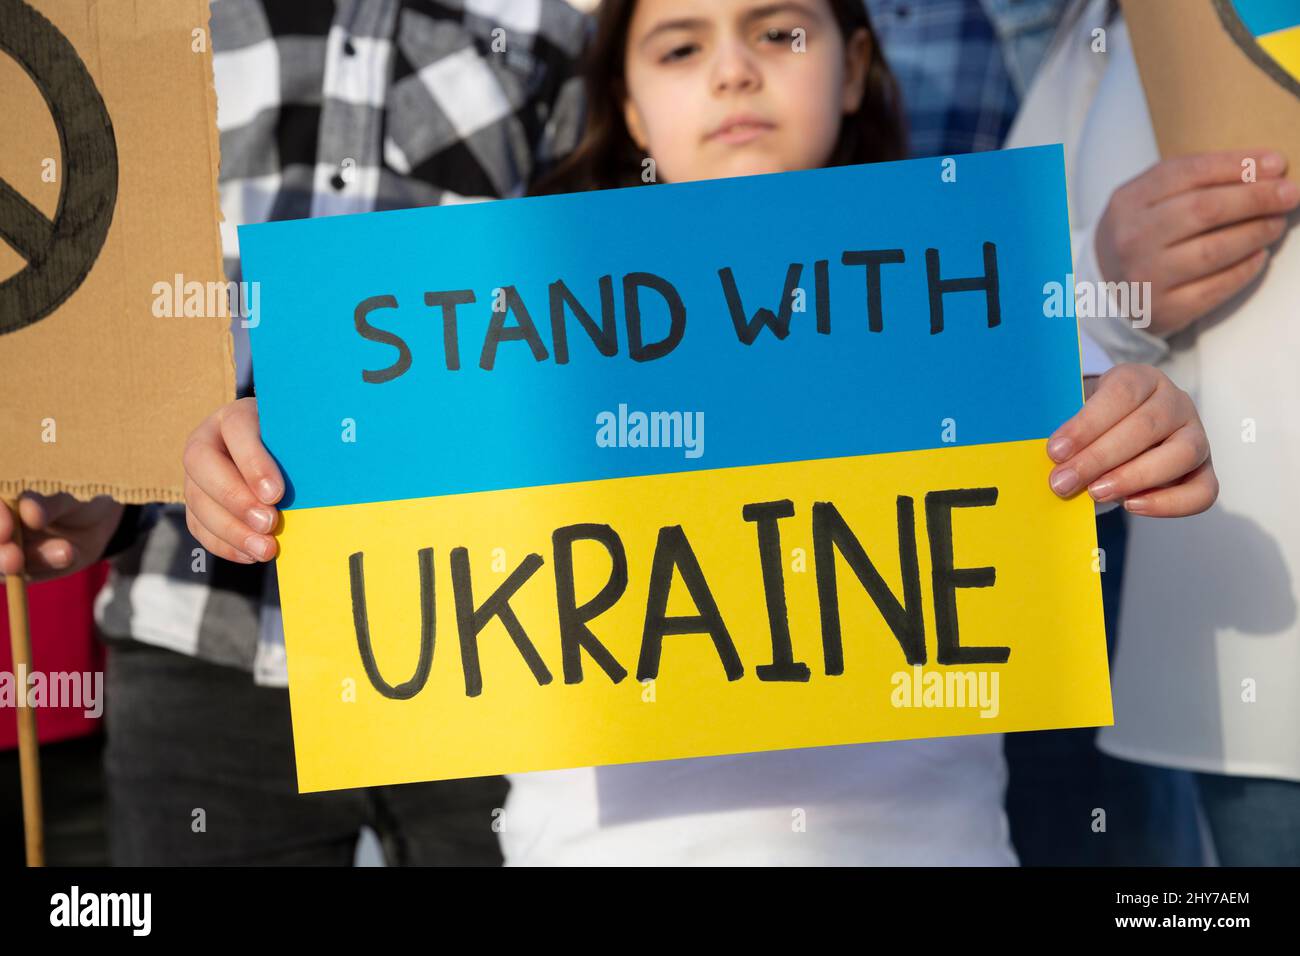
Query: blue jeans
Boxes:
[
  {"xmin": 1003, "ymin": 507, "xmax": 1203, "ymax": 865},
  {"xmin": 1196, "ymin": 772, "xmax": 1300, "ymax": 866}
]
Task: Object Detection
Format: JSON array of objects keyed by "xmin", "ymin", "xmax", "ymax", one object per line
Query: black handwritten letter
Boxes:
[
  {"xmin": 349, "ymin": 548, "xmax": 435, "ymax": 699},
  {"xmin": 718, "ymin": 262, "xmax": 802, "ymax": 343},
  {"xmin": 637, "ymin": 525, "xmax": 743, "ymax": 682},
  {"xmin": 553, "ymin": 523, "xmax": 629, "ymax": 685},
  {"xmin": 355, "ymin": 294, "xmax": 410, "ymax": 384},
  {"xmin": 624, "ymin": 272, "xmax": 686, "ymax": 362},
  {"xmin": 743, "ymin": 499, "xmax": 810, "ymax": 682},
  {"xmin": 925, "ymin": 243, "xmax": 1000, "ymax": 334},
  {"xmin": 480, "ymin": 286, "xmax": 550, "ymax": 371},
  {"xmin": 450, "ymin": 548, "xmax": 552, "ymax": 697},
  {"xmin": 925, "ymin": 488, "xmax": 1008, "ymax": 664},
  {"xmin": 550, "ymin": 276, "xmax": 618, "ymax": 365},
  {"xmin": 813, "ymin": 498, "xmax": 926, "ymax": 672},
  {"xmin": 841, "ymin": 250, "xmax": 905, "ymax": 333},
  {"xmin": 423, "ymin": 289, "xmax": 476, "ymax": 371}
]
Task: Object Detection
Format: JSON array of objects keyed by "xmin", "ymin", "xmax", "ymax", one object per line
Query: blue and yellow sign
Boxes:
[
  {"xmin": 1228, "ymin": 0, "xmax": 1300, "ymax": 82},
  {"xmin": 241, "ymin": 145, "xmax": 1111, "ymax": 792}
]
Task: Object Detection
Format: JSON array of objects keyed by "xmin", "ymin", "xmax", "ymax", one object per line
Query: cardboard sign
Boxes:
[
  {"xmin": 241, "ymin": 145, "xmax": 1111, "ymax": 792},
  {"xmin": 1124, "ymin": 0, "xmax": 1300, "ymax": 183},
  {"xmin": 0, "ymin": 0, "xmax": 234, "ymax": 504}
]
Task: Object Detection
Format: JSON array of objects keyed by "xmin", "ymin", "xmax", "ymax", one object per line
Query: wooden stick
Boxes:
[{"xmin": 4, "ymin": 496, "xmax": 44, "ymax": 867}]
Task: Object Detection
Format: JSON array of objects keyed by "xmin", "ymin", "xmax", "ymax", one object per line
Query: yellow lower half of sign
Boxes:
[
  {"xmin": 277, "ymin": 438, "xmax": 1112, "ymax": 792},
  {"xmin": 1259, "ymin": 26, "xmax": 1300, "ymax": 83}
]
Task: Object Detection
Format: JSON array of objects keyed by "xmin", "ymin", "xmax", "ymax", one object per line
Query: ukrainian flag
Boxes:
[{"xmin": 241, "ymin": 145, "xmax": 1112, "ymax": 791}]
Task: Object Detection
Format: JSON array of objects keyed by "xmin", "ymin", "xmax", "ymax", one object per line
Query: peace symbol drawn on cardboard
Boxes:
[{"xmin": 0, "ymin": 0, "xmax": 119, "ymax": 336}]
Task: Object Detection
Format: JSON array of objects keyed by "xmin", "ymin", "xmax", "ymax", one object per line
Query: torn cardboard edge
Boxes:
[{"xmin": 0, "ymin": 477, "xmax": 182, "ymax": 506}]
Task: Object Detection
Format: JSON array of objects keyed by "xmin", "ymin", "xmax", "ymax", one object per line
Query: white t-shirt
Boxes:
[{"xmin": 503, "ymin": 735, "xmax": 1015, "ymax": 865}]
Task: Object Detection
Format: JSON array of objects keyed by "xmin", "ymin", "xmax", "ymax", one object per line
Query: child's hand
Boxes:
[
  {"xmin": 1045, "ymin": 364, "xmax": 1217, "ymax": 517},
  {"xmin": 1094, "ymin": 149, "xmax": 1298, "ymax": 338},
  {"xmin": 0, "ymin": 493, "xmax": 123, "ymax": 582},
  {"xmin": 182, "ymin": 397, "xmax": 283, "ymax": 563}
]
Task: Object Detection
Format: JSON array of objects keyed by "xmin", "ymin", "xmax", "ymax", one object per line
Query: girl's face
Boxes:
[{"xmin": 622, "ymin": 0, "xmax": 871, "ymax": 184}]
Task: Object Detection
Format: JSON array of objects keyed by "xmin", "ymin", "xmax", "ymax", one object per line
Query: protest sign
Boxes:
[
  {"xmin": 241, "ymin": 144, "xmax": 1111, "ymax": 793},
  {"xmin": 1124, "ymin": 0, "xmax": 1300, "ymax": 183},
  {"xmin": 0, "ymin": 0, "xmax": 234, "ymax": 503}
]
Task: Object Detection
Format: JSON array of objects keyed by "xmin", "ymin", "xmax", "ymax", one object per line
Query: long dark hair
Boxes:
[{"xmin": 531, "ymin": 0, "xmax": 908, "ymax": 195}]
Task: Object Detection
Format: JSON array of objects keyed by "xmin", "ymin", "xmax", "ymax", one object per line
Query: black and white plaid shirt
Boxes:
[{"xmin": 95, "ymin": 0, "xmax": 590, "ymax": 684}]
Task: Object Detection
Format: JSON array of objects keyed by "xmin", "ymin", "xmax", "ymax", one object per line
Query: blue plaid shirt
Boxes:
[{"xmin": 866, "ymin": 0, "xmax": 1070, "ymax": 158}]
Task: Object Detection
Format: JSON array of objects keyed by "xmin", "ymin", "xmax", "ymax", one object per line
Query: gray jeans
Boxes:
[{"xmin": 105, "ymin": 640, "xmax": 506, "ymax": 866}]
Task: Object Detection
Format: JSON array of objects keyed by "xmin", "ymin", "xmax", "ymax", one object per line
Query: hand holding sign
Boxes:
[
  {"xmin": 181, "ymin": 397, "xmax": 284, "ymax": 565},
  {"xmin": 1045, "ymin": 364, "xmax": 1216, "ymax": 516}
]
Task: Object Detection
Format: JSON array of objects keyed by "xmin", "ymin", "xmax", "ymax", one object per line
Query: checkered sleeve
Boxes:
[{"xmin": 379, "ymin": 0, "xmax": 589, "ymax": 208}]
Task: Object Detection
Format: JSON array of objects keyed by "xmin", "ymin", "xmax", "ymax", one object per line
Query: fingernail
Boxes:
[
  {"xmin": 1089, "ymin": 479, "xmax": 1115, "ymax": 502},
  {"xmin": 247, "ymin": 508, "xmax": 275, "ymax": 533},
  {"xmin": 1260, "ymin": 151, "xmax": 1286, "ymax": 175},
  {"xmin": 1050, "ymin": 468, "xmax": 1078, "ymax": 497},
  {"xmin": 1124, "ymin": 498, "xmax": 1148, "ymax": 514},
  {"xmin": 258, "ymin": 479, "xmax": 282, "ymax": 504},
  {"xmin": 244, "ymin": 535, "xmax": 271, "ymax": 560},
  {"xmin": 1278, "ymin": 179, "xmax": 1300, "ymax": 204},
  {"xmin": 1046, "ymin": 436, "xmax": 1072, "ymax": 461}
]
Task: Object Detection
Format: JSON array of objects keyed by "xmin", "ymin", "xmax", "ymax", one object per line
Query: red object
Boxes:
[{"xmin": 0, "ymin": 563, "xmax": 108, "ymax": 749}]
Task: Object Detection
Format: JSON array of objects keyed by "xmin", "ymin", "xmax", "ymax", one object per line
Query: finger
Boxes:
[
  {"xmin": 1051, "ymin": 384, "xmax": 1187, "ymax": 496},
  {"xmin": 1084, "ymin": 423, "xmax": 1211, "ymax": 503},
  {"xmin": 183, "ymin": 431, "xmax": 279, "ymax": 537},
  {"xmin": 185, "ymin": 477, "xmax": 277, "ymax": 562},
  {"xmin": 1159, "ymin": 215, "xmax": 1288, "ymax": 286},
  {"xmin": 1046, "ymin": 364, "xmax": 1160, "ymax": 464},
  {"xmin": 1127, "ymin": 149, "xmax": 1287, "ymax": 205},
  {"xmin": 1150, "ymin": 179, "xmax": 1298, "ymax": 245},
  {"xmin": 0, "ymin": 530, "xmax": 76, "ymax": 578},
  {"xmin": 184, "ymin": 495, "xmax": 259, "ymax": 565},
  {"xmin": 1124, "ymin": 460, "xmax": 1219, "ymax": 518},
  {"xmin": 217, "ymin": 398, "xmax": 284, "ymax": 505},
  {"xmin": 0, "ymin": 498, "xmax": 30, "ymax": 575},
  {"xmin": 16, "ymin": 492, "xmax": 56, "ymax": 532},
  {"xmin": 1161, "ymin": 248, "xmax": 1271, "ymax": 326},
  {"xmin": 27, "ymin": 491, "xmax": 91, "ymax": 528},
  {"xmin": 28, "ymin": 536, "xmax": 78, "ymax": 574},
  {"xmin": 0, "ymin": 541, "xmax": 23, "ymax": 576}
]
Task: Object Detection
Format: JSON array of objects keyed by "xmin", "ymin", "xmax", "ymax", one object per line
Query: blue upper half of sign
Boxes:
[
  {"xmin": 1231, "ymin": 0, "xmax": 1300, "ymax": 36},
  {"xmin": 242, "ymin": 145, "xmax": 1081, "ymax": 511}
]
